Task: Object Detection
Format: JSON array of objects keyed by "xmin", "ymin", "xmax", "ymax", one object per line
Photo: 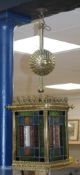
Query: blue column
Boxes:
[
  {"xmin": 0, "ymin": 11, "xmax": 31, "ymax": 168},
  {"xmin": 0, "ymin": 168, "xmax": 13, "ymax": 175}
]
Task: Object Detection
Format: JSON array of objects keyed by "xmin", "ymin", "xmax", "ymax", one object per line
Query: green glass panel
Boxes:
[
  {"xmin": 19, "ymin": 111, "xmax": 34, "ymax": 116},
  {"xmin": 49, "ymin": 111, "xmax": 60, "ymax": 117}
]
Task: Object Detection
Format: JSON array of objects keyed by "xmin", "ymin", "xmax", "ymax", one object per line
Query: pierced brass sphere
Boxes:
[{"xmin": 29, "ymin": 49, "xmax": 55, "ymax": 76}]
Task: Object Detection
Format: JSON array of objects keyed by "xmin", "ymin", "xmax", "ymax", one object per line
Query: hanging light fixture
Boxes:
[
  {"xmin": 29, "ymin": 10, "xmax": 55, "ymax": 92},
  {"xmin": 7, "ymin": 11, "xmax": 74, "ymax": 171}
]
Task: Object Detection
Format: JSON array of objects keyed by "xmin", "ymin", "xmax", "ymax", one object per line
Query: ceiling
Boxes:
[
  {"xmin": 0, "ymin": 0, "xmax": 80, "ymax": 20},
  {"xmin": 10, "ymin": 0, "xmax": 80, "ymax": 20},
  {"xmin": 13, "ymin": 8, "xmax": 80, "ymax": 98}
]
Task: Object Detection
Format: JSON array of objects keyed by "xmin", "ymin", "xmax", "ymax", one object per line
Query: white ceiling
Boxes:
[{"xmin": 13, "ymin": 8, "xmax": 80, "ymax": 97}]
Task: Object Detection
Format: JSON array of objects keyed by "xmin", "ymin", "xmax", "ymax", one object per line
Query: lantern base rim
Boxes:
[{"xmin": 12, "ymin": 157, "xmax": 75, "ymax": 171}]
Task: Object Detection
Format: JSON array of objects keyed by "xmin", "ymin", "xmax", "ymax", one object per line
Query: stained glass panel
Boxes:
[
  {"xmin": 15, "ymin": 111, "xmax": 44, "ymax": 161},
  {"xmin": 15, "ymin": 110, "xmax": 68, "ymax": 162}
]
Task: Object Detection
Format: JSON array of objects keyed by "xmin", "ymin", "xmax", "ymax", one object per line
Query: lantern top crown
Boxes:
[{"xmin": 6, "ymin": 95, "xmax": 69, "ymax": 111}]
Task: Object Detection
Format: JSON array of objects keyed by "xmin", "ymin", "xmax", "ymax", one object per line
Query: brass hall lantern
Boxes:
[
  {"xmin": 7, "ymin": 95, "xmax": 73, "ymax": 171},
  {"xmin": 8, "ymin": 14, "xmax": 73, "ymax": 171}
]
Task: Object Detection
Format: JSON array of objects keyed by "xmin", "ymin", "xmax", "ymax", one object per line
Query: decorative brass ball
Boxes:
[{"xmin": 29, "ymin": 49, "xmax": 55, "ymax": 76}]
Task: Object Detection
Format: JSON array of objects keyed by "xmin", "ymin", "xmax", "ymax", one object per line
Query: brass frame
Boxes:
[
  {"xmin": 13, "ymin": 157, "xmax": 74, "ymax": 171},
  {"xmin": 6, "ymin": 96, "xmax": 74, "ymax": 170},
  {"xmin": 44, "ymin": 110, "xmax": 49, "ymax": 162}
]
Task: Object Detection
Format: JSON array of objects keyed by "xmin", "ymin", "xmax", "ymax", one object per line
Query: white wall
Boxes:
[{"xmin": 68, "ymin": 96, "xmax": 80, "ymax": 161}]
